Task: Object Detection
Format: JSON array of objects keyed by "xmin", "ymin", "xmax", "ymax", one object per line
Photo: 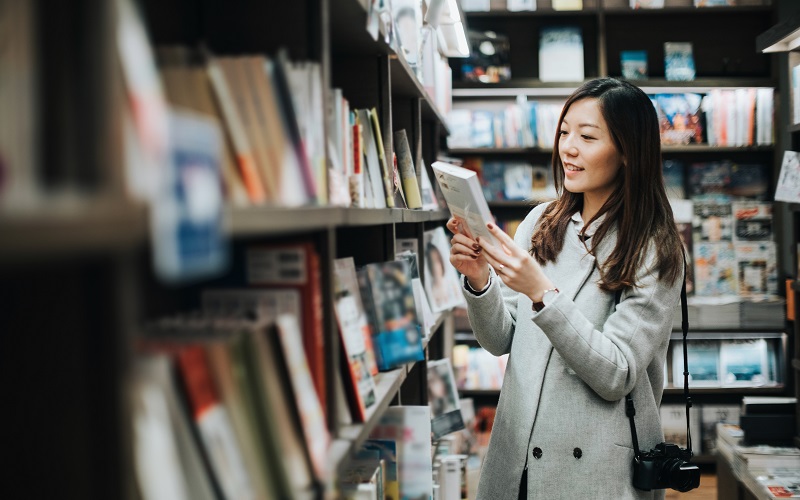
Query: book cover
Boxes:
[
  {"xmin": 272, "ymin": 314, "xmax": 330, "ymax": 480},
  {"xmin": 131, "ymin": 355, "xmax": 217, "ymax": 500},
  {"xmin": 530, "ymin": 164, "xmax": 558, "ymax": 201},
  {"xmin": 719, "ymin": 338, "xmax": 777, "ymax": 386},
  {"xmin": 369, "ymin": 107, "xmax": 396, "ymax": 208},
  {"xmin": 357, "ymin": 108, "xmax": 389, "ymax": 208},
  {"xmin": 654, "ymin": 93, "xmax": 703, "ymax": 145},
  {"xmin": 175, "ymin": 346, "xmax": 256, "ymax": 500},
  {"xmin": 689, "ymin": 161, "xmax": 731, "ymax": 198},
  {"xmin": 428, "ymin": 358, "xmax": 466, "ymax": 439},
  {"xmin": 701, "ymin": 405, "xmax": 740, "ymax": 455},
  {"xmin": 423, "ymin": 226, "xmax": 466, "ymax": 313},
  {"xmin": 693, "ymin": 242, "xmax": 737, "ymax": 296},
  {"xmin": 431, "ymin": 161, "xmax": 497, "ymax": 246},
  {"xmin": 664, "ymin": 42, "xmax": 696, "ymax": 81},
  {"xmin": 539, "ymin": 26, "xmax": 584, "ymax": 82},
  {"xmin": 620, "ymin": 50, "xmax": 648, "ymax": 80},
  {"xmin": 728, "ymin": 163, "xmax": 768, "ymax": 200},
  {"xmin": 672, "ymin": 340, "xmax": 720, "ymax": 387},
  {"xmin": 333, "ymin": 257, "xmax": 379, "ymax": 421},
  {"xmin": 662, "ymin": 160, "xmax": 685, "ymax": 199},
  {"xmin": 660, "ymin": 404, "xmax": 702, "ymax": 451},
  {"xmin": 152, "ymin": 109, "xmax": 228, "ymax": 283},
  {"xmin": 735, "ymin": 241, "xmax": 777, "ymax": 297},
  {"xmin": 245, "ymin": 243, "xmax": 326, "ymax": 415},
  {"xmin": 394, "ymin": 129, "xmax": 423, "ymax": 209},
  {"xmin": 358, "ymin": 260, "xmax": 425, "ymax": 371},
  {"xmin": 461, "ymin": 30, "xmax": 511, "ymax": 83},
  {"xmin": 631, "ymin": 0, "xmax": 664, "ymax": 7},
  {"xmin": 552, "ymin": 0, "xmax": 582, "ymax": 10},
  {"xmin": 507, "ymin": 0, "xmax": 536, "ymax": 11},
  {"xmin": 693, "ymin": 201, "xmax": 733, "ymax": 243},
  {"xmin": 694, "ymin": 0, "xmax": 735, "ymax": 6},
  {"xmin": 369, "ymin": 406, "xmax": 434, "ymax": 500},
  {"xmin": 732, "ymin": 202, "xmax": 772, "ymax": 242},
  {"xmin": 775, "ymin": 151, "xmax": 800, "ymax": 204}
]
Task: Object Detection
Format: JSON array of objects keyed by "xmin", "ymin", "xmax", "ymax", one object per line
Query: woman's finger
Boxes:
[
  {"xmin": 451, "ymin": 240, "xmax": 480, "ymax": 259},
  {"xmin": 486, "ymin": 223, "xmax": 518, "ymax": 253}
]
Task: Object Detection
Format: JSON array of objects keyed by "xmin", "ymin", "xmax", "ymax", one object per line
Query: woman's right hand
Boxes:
[{"xmin": 446, "ymin": 217, "xmax": 490, "ymax": 289}]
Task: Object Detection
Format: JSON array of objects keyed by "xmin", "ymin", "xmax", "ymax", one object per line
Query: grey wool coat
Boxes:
[{"xmin": 463, "ymin": 202, "xmax": 683, "ymax": 500}]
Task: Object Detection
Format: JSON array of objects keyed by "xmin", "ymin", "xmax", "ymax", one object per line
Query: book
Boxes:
[
  {"xmin": 660, "ymin": 403, "xmax": 702, "ymax": 451},
  {"xmin": 693, "ymin": 200, "xmax": 733, "ymax": 243},
  {"xmin": 654, "ymin": 93, "xmax": 703, "ymax": 145},
  {"xmin": 423, "ymin": 227, "xmax": 465, "ymax": 313},
  {"xmin": 552, "ymin": 0, "xmax": 582, "ymax": 10},
  {"xmin": 539, "ymin": 26, "xmax": 584, "ymax": 82},
  {"xmin": 701, "ymin": 405, "xmax": 740, "ymax": 455},
  {"xmin": 462, "ymin": 30, "xmax": 511, "ymax": 83},
  {"xmin": 673, "ymin": 340, "xmax": 721, "ymax": 388},
  {"xmin": 735, "ymin": 242, "xmax": 778, "ymax": 297},
  {"xmin": 151, "ymin": 109, "xmax": 228, "ymax": 283},
  {"xmin": 131, "ymin": 354, "xmax": 217, "ymax": 500},
  {"xmin": 507, "ymin": 0, "xmax": 536, "ymax": 11},
  {"xmin": 245, "ymin": 242, "xmax": 326, "ymax": 415},
  {"xmin": 620, "ymin": 50, "xmax": 648, "ymax": 80},
  {"xmin": 694, "ymin": 242, "xmax": 738, "ymax": 297},
  {"xmin": 719, "ymin": 338, "xmax": 777, "ymax": 386},
  {"xmin": 175, "ymin": 346, "xmax": 256, "ymax": 500},
  {"xmin": 333, "ymin": 257, "xmax": 379, "ymax": 421},
  {"xmin": 631, "ymin": 0, "xmax": 664, "ymax": 7},
  {"xmin": 431, "ymin": 161, "xmax": 498, "ymax": 246},
  {"xmin": 664, "ymin": 42, "xmax": 696, "ymax": 81},
  {"xmin": 663, "ymin": 160, "xmax": 685, "ymax": 199},
  {"xmin": 775, "ymin": 151, "xmax": 800, "ymax": 204},
  {"xmin": 357, "ymin": 260, "xmax": 425, "ymax": 371},
  {"xmin": 369, "ymin": 406, "xmax": 434, "ymax": 500},
  {"xmin": 428, "ymin": 358, "xmax": 466, "ymax": 439},
  {"xmin": 732, "ymin": 202, "xmax": 773, "ymax": 242},
  {"xmin": 369, "ymin": 108, "xmax": 396, "ymax": 208},
  {"xmin": 357, "ymin": 108, "xmax": 388, "ymax": 208},
  {"xmin": 694, "ymin": 0, "xmax": 735, "ymax": 6},
  {"xmin": 394, "ymin": 129, "xmax": 423, "ymax": 209}
]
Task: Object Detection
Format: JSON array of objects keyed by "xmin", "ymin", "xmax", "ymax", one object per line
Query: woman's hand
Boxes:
[
  {"xmin": 445, "ymin": 217, "xmax": 490, "ymax": 289},
  {"xmin": 477, "ymin": 222, "xmax": 555, "ymax": 302}
]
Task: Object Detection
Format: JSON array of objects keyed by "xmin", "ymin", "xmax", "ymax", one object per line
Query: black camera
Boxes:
[{"xmin": 632, "ymin": 442, "xmax": 701, "ymax": 492}]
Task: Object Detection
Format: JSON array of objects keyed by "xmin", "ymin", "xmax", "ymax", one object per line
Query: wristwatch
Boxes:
[{"xmin": 532, "ymin": 287, "xmax": 559, "ymax": 312}]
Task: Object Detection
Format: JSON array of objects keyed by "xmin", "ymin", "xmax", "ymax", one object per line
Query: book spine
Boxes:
[{"xmin": 393, "ymin": 129, "xmax": 423, "ymax": 209}]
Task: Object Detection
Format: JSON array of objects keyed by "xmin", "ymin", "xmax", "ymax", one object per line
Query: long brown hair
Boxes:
[{"xmin": 530, "ymin": 78, "xmax": 683, "ymax": 291}]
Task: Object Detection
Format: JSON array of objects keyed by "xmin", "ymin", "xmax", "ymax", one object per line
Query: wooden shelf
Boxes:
[
  {"xmin": 448, "ymin": 147, "xmax": 552, "ymax": 155},
  {"xmin": 459, "ymin": 388, "xmax": 501, "ymax": 397},
  {"xmin": 757, "ymin": 9, "xmax": 800, "ymax": 53},
  {"xmin": 0, "ymin": 198, "xmax": 148, "ymax": 261},
  {"xmin": 606, "ymin": 5, "xmax": 773, "ymax": 16},
  {"xmin": 464, "ymin": 9, "xmax": 597, "ymax": 18},
  {"xmin": 662, "ymin": 145, "xmax": 773, "ymax": 153},
  {"xmin": 343, "ymin": 208, "xmax": 403, "ymax": 226},
  {"xmin": 670, "ymin": 330, "xmax": 785, "ymax": 341}
]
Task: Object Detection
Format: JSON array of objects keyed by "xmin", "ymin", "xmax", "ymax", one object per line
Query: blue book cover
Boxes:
[
  {"xmin": 664, "ymin": 42, "xmax": 695, "ymax": 81},
  {"xmin": 662, "ymin": 160, "xmax": 685, "ymax": 199},
  {"xmin": 620, "ymin": 50, "xmax": 648, "ymax": 80}
]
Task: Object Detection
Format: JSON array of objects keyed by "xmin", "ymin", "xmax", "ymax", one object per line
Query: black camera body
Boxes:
[{"xmin": 632, "ymin": 442, "xmax": 700, "ymax": 492}]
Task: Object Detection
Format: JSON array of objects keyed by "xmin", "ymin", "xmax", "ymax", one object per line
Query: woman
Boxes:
[{"xmin": 447, "ymin": 78, "xmax": 685, "ymax": 499}]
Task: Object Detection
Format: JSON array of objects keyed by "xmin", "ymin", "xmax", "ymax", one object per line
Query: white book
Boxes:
[
  {"xmin": 431, "ymin": 161, "xmax": 497, "ymax": 246},
  {"xmin": 507, "ymin": 0, "xmax": 536, "ymax": 11},
  {"xmin": 774, "ymin": 151, "xmax": 800, "ymax": 204},
  {"xmin": 539, "ymin": 27, "xmax": 584, "ymax": 82},
  {"xmin": 358, "ymin": 108, "xmax": 388, "ymax": 208}
]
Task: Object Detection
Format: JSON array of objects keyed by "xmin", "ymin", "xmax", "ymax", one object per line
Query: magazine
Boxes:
[
  {"xmin": 423, "ymin": 226, "xmax": 466, "ymax": 313},
  {"xmin": 427, "ymin": 358, "xmax": 466, "ymax": 439}
]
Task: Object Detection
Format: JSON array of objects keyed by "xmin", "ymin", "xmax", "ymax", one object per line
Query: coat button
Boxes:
[
  {"xmin": 533, "ymin": 447, "xmax": 543, "ymax": 459},
  {"xmin": 573, "ymin": 448, "xmax": 583, "ymax": 459}
]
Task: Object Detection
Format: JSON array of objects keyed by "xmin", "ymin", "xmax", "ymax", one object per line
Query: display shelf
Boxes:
[
  {"xmin": 605, "ymin": 5, "xmax": 773, "ymax": 16},
  {"xmin": 664, "ymin": 386, "xmax": 786, "ymax": 395},
  {"xmin": 463, "ymin": 9, "xmax": 597, "ymax": 18},
  {"xmin": 792, "ymin": 359, "xmax": 800, "ymax": 371},
  {"xmin": 343, "ymin": 207, "xmax": 404, "ymax": 226},
  {"xmin": 0, "ymin": 198, "xmax": 148, "ymax": 260},
  {"xmin": 225, "ymin": 205, "xmax": 344, "ymax": 236},
  {"xmin": 459, "ymin": 388, "xmax": 501, "ymax": 397},
  {"xmin": 447, "ymin": 147, "xmax": 552, "ymax": 155},
  {"xmin": 670, "ymin": 330, "xmax": 785, "ymax": 341},
  {"xmin": 488, "ymin": 200, "xmax": 537, "ymax": 209},
  {"xmin": 756, "ymin": 8, "xmax": 800, "ymax": 53}
]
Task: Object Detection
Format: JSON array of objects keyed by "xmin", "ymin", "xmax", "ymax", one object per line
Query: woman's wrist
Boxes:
[{"xmin": 466, "ymin": 269, "xmax": 491, "ymax": 291}]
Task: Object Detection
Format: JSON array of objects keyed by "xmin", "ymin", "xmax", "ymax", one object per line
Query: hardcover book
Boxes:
[
  {"xmin": 539, "ymin": 26, "xmax": 584, "ymax": 82},
  {"xmin": 664, "ymin": 42, "xmax": 696, "ymax": 81}
]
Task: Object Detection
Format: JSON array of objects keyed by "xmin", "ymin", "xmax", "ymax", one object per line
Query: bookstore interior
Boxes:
[{"xmin": 9, "ymin": 0, "xmax": 800, "ymax": 498}]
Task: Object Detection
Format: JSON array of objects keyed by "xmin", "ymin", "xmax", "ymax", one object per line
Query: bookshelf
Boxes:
[
  {"xmin": 447, "ymin": 0, "xmax": 794, "ymax": 475},
  {"xmin": 2, "ymin": 0, "xmax": 462, "ymax": 498}
]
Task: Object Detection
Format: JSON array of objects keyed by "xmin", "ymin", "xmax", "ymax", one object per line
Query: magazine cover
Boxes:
[
  {"xmin": 693, "ymin": 201, "xmax": 733, "ymax": 243},
  {"xmin": 732, "ymin": 202, "xmax": 773, "ymax": 241},
  {"xmin": 664, "ymin": 42, "xmax": 696, "ymax": 81},
  {"xmin": 332, "ymin": 257, "xmax": 379, "ymax": 420},
  {"xmin": 673, "ymin": 340, "xmax": 720, "ymax": 388},
  {"xmin": 423, "ymin": 226, "xmax": 466, "ymax": 312},
  {"xmin": 735, "ymin": 241, "xmax": 778, "ymax": 297},
  {"xmin": 693, "ymin": 242, "xmax": 737, "ymax": 296},
  {"xmin": 662, "ymin": 159, "xmax": 685, "ymax": 199},
  {"xmin": 727, "ymin": 163, "xmax": 769, "ymax": 200},
  {"xmin": 461, "ymin": 30, "xmax": 511, "ymax": 83},
  {"xmin": 358, "ymin": 260, "xmax": 425, "ymax": 371},
  {"xmin": 654, "ymin": 93, "xmax": 703, "ymax": 145},
  {"xmin": 427, "ymin": 358, "xmax": 466, "ymax": 439},
  {"xmin": 631, "ymin": 0, "xmax": 664, "ymax": 7},
  {"xmin": 775, "ymin": 151, "xmax": 800, "ymax": 204},
  {"xmin": 689, "ymin": 161, "xmax": 732, "ymax": 197},
  {"xmin": 620, "ymin": 50, "xmax": 648, "ymax": 79},
  {"xmin": 660, "ymin": 404, "xmax": 702, "ymax": 450},
  {"xmin": 719, "ymin": 338, "xmax": 777, "ymax": 386},
  {"xmin": 701, "ymin": 405, "xmax": 740, "ymax": 455}
]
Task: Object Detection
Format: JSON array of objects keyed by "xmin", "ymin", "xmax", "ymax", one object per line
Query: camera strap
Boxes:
[{"xmin": 617, "ymin": 260, "xmax": 691, "ymax": 460}]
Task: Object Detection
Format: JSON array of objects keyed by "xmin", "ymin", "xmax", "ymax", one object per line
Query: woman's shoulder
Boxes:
[{"xmin": 513, "ymin": 201, "xmax": 554, "ymax": 244}]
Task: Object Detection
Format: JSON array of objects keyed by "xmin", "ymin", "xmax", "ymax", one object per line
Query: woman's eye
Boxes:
[
  {"xmin": 559, "ymin": 130, "xmax": 568, "ymax": 136},
  {"xmin": 582, "ymin": 135, "xmax": 595, "ymax": 140}
]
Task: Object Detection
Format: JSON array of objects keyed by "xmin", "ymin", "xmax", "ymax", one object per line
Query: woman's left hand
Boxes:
[{"xmin": 477, "ymin": 222, "xmax": 555, "ymax": 302}]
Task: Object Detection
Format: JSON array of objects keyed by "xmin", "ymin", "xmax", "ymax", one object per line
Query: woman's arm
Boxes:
[{"xmin": 533, "ymin": 245, "xmax": 682, "ymax": 401}]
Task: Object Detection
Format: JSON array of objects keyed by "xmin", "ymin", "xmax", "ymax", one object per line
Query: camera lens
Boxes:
[{"xmin": 663, "ymin": 460, "xmax": 701, "ymax": 492}]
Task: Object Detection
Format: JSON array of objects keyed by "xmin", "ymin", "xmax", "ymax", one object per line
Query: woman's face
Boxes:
[{"xmin": 558, "ymin": 98, "xmax": 623, "ymax": 205}]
